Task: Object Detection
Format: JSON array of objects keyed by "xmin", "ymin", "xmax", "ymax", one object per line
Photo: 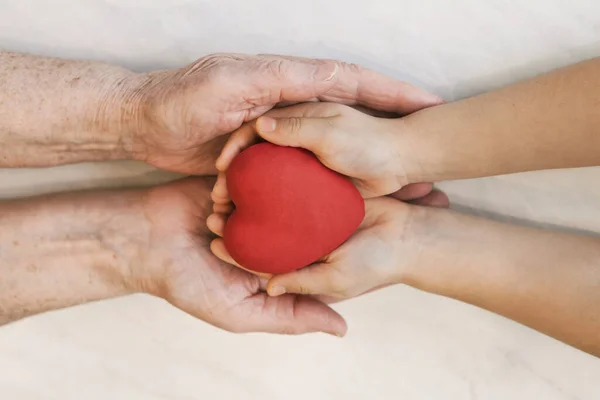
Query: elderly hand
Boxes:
[
  {"xmin": 129, "ymin": 53, "xmax": 442, "ymax": 174},
  {"xmin": 136, "ymin": 177, "xmax": 347, "ymax": 336}
]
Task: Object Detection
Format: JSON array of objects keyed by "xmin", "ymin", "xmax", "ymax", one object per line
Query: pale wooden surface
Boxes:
[{"xmin": 0, "ymin": 0, "xmax": 599, "ymax": 399}]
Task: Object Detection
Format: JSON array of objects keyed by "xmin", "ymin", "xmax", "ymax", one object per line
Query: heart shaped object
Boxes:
[{"xmin": 223, "ymin": 143, "xmax": 365, "ymax": 274}]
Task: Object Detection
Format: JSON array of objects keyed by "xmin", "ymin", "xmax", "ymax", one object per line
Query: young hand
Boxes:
[
  {"xmin": 137, "ymin": 177, "xmax": 348, "ymax": 336},
  {"xmin": 208, "ymin": 197, "xmax": 430, "ymax": 300},
  {"xmin": 213, "ymin": 102, "xmax": 423, "ymax": 200}
]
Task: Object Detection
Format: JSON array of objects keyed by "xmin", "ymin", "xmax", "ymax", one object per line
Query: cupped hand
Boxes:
[
  {"xmin": 210, "ymin": 102, "xmax": 446, "ymax": 212},
  {"xmin": 131, "ymin": 53, "xmax": 442, "ymax": 174},
  {"xmin": 135, "ymin": 177, "xmax": 347, "ymax": 336},
  {"xmin": 206, "ymin": 188, "xmax": 448, "ymax": 281},
  {"xmin": 208, "ymin": 197, "xmax": 438, "ymax": 300}
]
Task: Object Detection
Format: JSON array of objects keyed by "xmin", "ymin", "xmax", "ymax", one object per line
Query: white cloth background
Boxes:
[{"xmin": 0, "ymin": 0, "xmax": 599, "ymax": 399}]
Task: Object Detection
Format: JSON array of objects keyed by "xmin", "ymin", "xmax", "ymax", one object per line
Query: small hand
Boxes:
[
  {"xmin": 207, "ymin": 177, "xmax": 448, "ymax": 285},
  {"xmin": 211, "ymin": 102, "xmax": 439, "ymax": 205},
  {"xmin": 136, "ymin": 177, "xmax": 347, "ymax": 336},
  {"xmin": 131, "ymin": 54, "xmax": 442, "ymax": 174},
  {"xmin": 208, "ymin": 197, "xmax": 430, "ymax": 300},
  {"xmin": 207, "ymin": 178, "xmax": 448, "ymax": 281}
]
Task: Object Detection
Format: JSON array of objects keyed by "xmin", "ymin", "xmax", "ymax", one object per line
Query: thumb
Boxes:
[
  {"xmin": 267, "ymin": 263, "xmax": 346, "ymax": 298},
  {"xmin": 255, "ymin": 116, "xmax": 328, "ymax": 152},
  {"xmin": 238, "ymin": 294, "xmax": 348, "ymax": 337}
]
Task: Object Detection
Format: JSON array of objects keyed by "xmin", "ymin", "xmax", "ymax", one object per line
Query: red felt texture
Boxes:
[{"xmin": 223, "ymin": 143, "xmax": 365, "ymax": 274}]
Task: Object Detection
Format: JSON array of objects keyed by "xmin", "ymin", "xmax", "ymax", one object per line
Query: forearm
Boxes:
[
  {"xmin": 0, "ymin": 51, "xmax": 144, "ymax": 167},
  {"xmin": 399, "ymin": 58, "xmax": 600, "ymax": 183},
  {"xmin": 403, "ymin": 206, "xmax": 600, "ymax": 356},
  {"xmin": 0, "ymin": 189, "xmax": 148, "ymax": 324}
]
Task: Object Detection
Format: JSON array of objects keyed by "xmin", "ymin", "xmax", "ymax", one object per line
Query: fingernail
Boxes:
[
  {"xmin": 268, "ymin": 285, "xmax": 286, "ymax": 296},
  {"xmin": 257, "ymin": 117, "xmax": 276, "ymax": 133},
  {"xmin": 325, "ymin": 331, "xmax": 344, "ymax": 338}
]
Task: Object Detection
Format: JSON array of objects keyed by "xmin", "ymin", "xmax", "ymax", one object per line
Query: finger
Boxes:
[
  {"xmin": 213, "ymin": 203, "xmax": 234, "ymax": 214},
  {"xmin": 353, "ymin": 177, "xmax": 406, "ymax": 199},
  {"xmin": 255, "ymin": 115, "xmax": 329, "ymax": 152},
  {"xmin": 241, "ymin": 56, "xmax": 340, "ymax": 104},
  {"xmin": 351, "ymin": 105, "xmax": 399, "ymax": 118},
  {"xmin": 210, "ymin": 238, "xmax": 273, "ymax": 280},
  {"xmin": 257, "ymin": 277, "xmax": 269, "ymax": 292},
  {"xmin": 317, "ymin": 63, "xmax": 444, "ymax": 114},
  {"xmin": 206, "ymin": 213, "xmax": 227, "ymax": 237},
  {"xmin": 215, "ymin": 124, "xmax": 262, "ymax": 172},
  {"xmin": 388, "ymin": 183, "xmax": 434, "ymax": 201},
  {"xmin": 409, "ymin": 190, "xmax": 450, "ymax": 208},
  {"xmin": 275, "ymin": 97, "xmax": 319, "ymax": 108},
  {"xmin": 210, "ymin": 238, "xmax": 244, "ymax": 268},
  {"xmin": 255, "ymin": 54, "xmax": 443, "ymax": 113},
  {"xmin": 267, "ymin": 263, "xmax": 344, "ymax": 298},
  {"xmin": 236, "ymin": 293, "xmax": 347, "ymax": 337},
  {"xmin": 262, "ymin": 101, "xmax": 342, "ymax": 119},
  {"xmin": 244, "ymin": 104, "xmax": 276, "ymax": 122},
  {"xmin": 211, "ymin": 172, "xmax": 230, "ymax": 205},
  {"xmin": 357, "ymin": 197, "xmax": 391, "ymax": 229}
]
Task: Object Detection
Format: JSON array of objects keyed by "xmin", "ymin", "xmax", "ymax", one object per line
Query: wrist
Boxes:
[
  {"xmin": 0, "ymin": 190, "xmax": 151, "ymax": 321},
  {"xmin": 60, "ymin": 189, "xmax": 150, "ymax": 294},
  {"xmin": 86, "ymin": 189, "xmax": 153, "ymax": 294},
  {"xmin": 396, "ymin": 204, "xmax": 508, "ymax": 297},
  {"xmin": 389, "ymin": 117, "xmax": 427, "ymax": 185},
  {"xmin": 393, "ymin": 204, "xmax": 463, "ymax": 287},
  {"xmin": 0, "ymin": 53, "xmax": 151, "ymax": 167},
  {"xmin": 390, "ymin": 105, "xmax": 450, "ymax": 185},
  {"xmin": 48, "ymin": 189, "xmax": 151, "ymax": 294},
  {"xmin": 89, "ymin": 70, "xmax": 150, "ymax": 162}
]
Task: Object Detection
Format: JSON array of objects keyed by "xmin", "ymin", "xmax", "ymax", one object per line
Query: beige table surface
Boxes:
[{"xmin": 0, "ymin": 0, "xmax": 599, "ymax": 399}]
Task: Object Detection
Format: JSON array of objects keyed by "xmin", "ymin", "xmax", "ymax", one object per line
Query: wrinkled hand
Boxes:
[
  {"xmin": 136, "ymin": 177, "xmax": 347, "ymax": 336},
  {"xmin": 131, "ymin": 53, "xmax": 442, "ymax": 174}
]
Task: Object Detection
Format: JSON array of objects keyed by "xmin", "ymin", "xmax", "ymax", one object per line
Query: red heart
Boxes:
[{"xmin": 223, "ymin": 143, "xmax": 365, "ymax": 274}]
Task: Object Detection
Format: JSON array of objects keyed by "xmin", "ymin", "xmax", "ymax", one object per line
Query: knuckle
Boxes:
[
  {"xmin": 184, "ymin": 53, "xmax": 230, "ymax": 78},
  {"xmin": 285, "ymin": 117, "xmax": 303, "ymax": 135},
  {"xmin": 343, "ymin": 62, "xmax": 364, "ymax": 76},
  {"xmin": 264, "ymin": 59, "xmax": 288, "ymax": 77},
  {"xmin": 293, "ymin": 284, "xmax": 312, "ymax": 295},
  {"xmin": 189, "ymin": 54, "xmax": 247, "ymax": 86}
]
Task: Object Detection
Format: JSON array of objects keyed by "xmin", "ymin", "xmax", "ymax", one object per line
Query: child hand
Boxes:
[
  {"xmin": 209, "ymin": 197, "xmax": 427, "ymax": 299},
  {"xmin": 213, "ymin": 102, "xmax": 427, "ymax": 202}
]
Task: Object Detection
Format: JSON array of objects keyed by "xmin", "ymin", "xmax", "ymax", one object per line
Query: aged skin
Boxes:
[
  {"xmin": 0, "ymin": 51, "xmax": 442, "ymax": 172},
  {"xmin": 0, "ymin": 50, "xmax": 441, "ymax": 335}
]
